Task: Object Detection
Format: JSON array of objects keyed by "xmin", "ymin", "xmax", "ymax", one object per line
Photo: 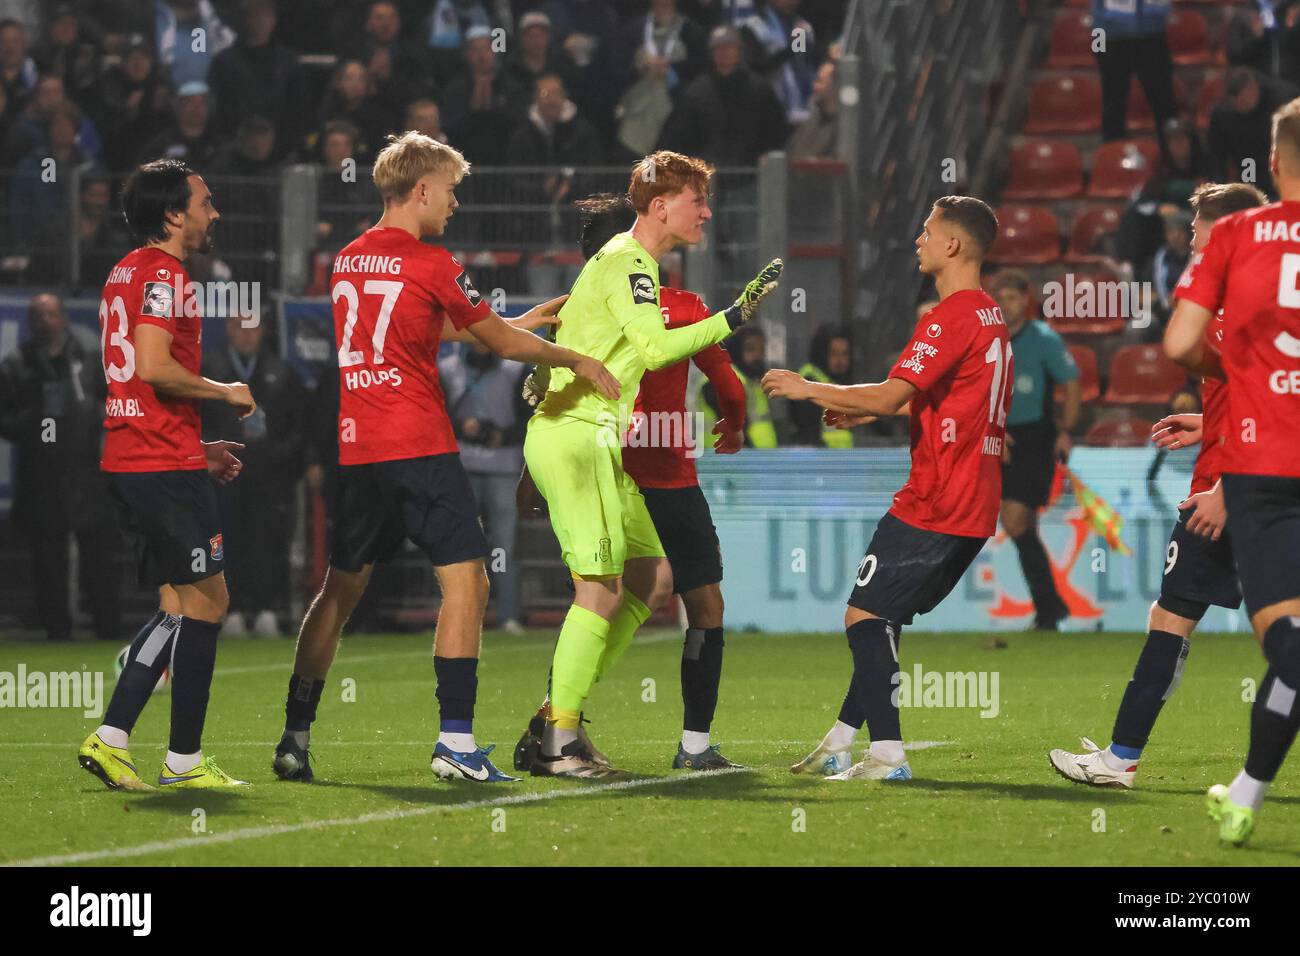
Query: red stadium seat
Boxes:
[
  {"xmin": 1061, "ymin": 344, "xmax": 1101, "ymax": 402},
  {"xmin": 1083, "ymin": 414, "xmax": 1156, "ymax": 448},
  {"xmin": 1196, "ymin": 70, "xmax": 1225, "ymax": 127},
  {"xmin": 1003, "ymin": 139, "xmax": 1084, "ymax": 199},
  {"xmin": 988, "ymin": 205, "xmax": 1061, "ymax": 265},
  {"xmin": 1047, "ymin": 10, "xmax": 1096, "ymax": 68},
  {"xmin": 1041, "ymin": 271, "xmax": 1129, "ymax": 335},
  {"xmin": 1065, "ymin": 206, "xmax": 1123, "ymax": 262},
  {"xmin": 1025, "ymin": 74, "xmax": 1102, "ymax": 133},
  {"xmin": 1167, "ymin": 8, "xmax": 1213, "ymax": 65},
  {"xmin": 1087, "ymin": 139, "xmax": 1161, "ymax": 198},
  {"xmin": 1102, "ymin": 344, "xmax": 1190, "ymax": 404}
]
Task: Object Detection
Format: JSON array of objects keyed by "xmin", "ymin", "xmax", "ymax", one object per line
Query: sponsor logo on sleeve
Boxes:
[
  {"xmin": 455, "ymin": 270, "xmax": 483, "ymax": 307},
  {"xmin": 899, "ymin": 340, "xmax": 938, "ymax": 375},
  {"xmin": 141, "ymin": 281, "xmax": 175, "ymax": 319},
  {"xmin": 629, "ymin": 273, "xmax": 657, "ymax": 305}
]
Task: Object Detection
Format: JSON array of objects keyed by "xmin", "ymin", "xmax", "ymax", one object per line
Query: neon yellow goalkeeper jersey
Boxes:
[{"xmin": 536, "ymin": 231, "xmax": 732, "ymax": 425}]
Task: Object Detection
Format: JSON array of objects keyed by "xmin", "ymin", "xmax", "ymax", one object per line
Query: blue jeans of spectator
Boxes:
[{"xmin": 468, "ymin": 471, "xmax": 520, "ymax": 624}]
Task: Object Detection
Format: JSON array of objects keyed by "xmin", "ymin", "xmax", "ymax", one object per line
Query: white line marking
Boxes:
[
  {"xmin": 0, "ymin": 739, "xmax": 956, "ymax": 749},
  {"xmin": 4, "ymin": 768, "xmax": 747, "ymax": 867}
]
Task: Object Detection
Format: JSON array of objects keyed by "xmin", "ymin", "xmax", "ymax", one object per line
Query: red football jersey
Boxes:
[
  {"xmin": 99, "ymin": 246, "xmax": 205, "ymax": 473},
  {"xmin": 1176, "ymin": 201, "xmax": 1300, "ymax": 478},
  {"xmin": 623, "ymin": 286, "xmax": 747, "ymax": 489},
  {"xmin": 331, "ymin": 227, "xmax": 490, "ymax": 465},
  {"xmin": 1190, "ymin": 312, "xmax": 1227, "ymax": 496},
  {"xmin": 887, "ymin": 288, "xmax": 1013, "ymax": 537}
]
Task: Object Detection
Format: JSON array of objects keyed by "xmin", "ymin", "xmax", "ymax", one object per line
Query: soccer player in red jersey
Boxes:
[
  {"xmin": 1166, "ymin": 99, "xmax": 1300, "ymax": 845},
  {"xmin": 79, "ymin": 159, "xmax": 257, "ymax": 791},
  {"xmin": 273, "ymin": 132, "xmax": 619, "ymax": 785},
  {"xmin": 763, "ymin": 196, "xmax": 1011, "ymax": 781},
  {"xmin": 511, "ymin": 194, "xmax": 750, "ymax": 772},
  {"xmin": 1049, "ymin": 182, "xmax": 1266, "ymax": 791}
]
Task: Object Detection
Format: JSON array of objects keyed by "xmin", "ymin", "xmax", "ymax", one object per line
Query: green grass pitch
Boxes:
[{"xmin": 1, "ymin": 628, "xmax": 1296, "ymax": 866}]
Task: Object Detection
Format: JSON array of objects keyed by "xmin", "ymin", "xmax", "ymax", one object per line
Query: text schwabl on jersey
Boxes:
[{"xmin": 343, "ymin": 366, "xmax": 404, "ymax": 391}]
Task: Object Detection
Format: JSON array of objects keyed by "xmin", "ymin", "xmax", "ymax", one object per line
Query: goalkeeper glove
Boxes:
[
  {"xmin": 521, "ymin": 366, "xmax": 550, "ymax": 407},
  {"xmin": 723, "ymin": 258, "xmax": 783, "ymax": 330}
]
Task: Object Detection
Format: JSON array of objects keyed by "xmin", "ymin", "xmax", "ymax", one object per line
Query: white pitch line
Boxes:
[
  {"xmin": 4, "ymin": 768, "xmax": 747, "ymax": 868},
  {"xmin": 0, "ymin": 739, "xmax": 955, "ymax": 749}
]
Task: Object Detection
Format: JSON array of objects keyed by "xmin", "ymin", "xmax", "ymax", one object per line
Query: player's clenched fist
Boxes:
[
  {"xmin": 760, "ymin": 367, "xmax": 809, "ymax": 400},
  {"xmin": 224, "ymin": 381, "xmax": 257, "ymax": 418},
  {"xmin": 573, "ymin": 356, "xmax": 621, "ymax": 399},
  {"xmin": 724, "ymin": 258, "xmax": 783, "ymax": 329},
  {"xmin": 203, "ymin": 440, "xmax": 245, "ymax": 484}
]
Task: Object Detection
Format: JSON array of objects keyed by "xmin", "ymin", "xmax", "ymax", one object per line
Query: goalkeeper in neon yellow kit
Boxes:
[{"xmin": 524, "ymin": 151, "xmax": 781, "ymax": 777}]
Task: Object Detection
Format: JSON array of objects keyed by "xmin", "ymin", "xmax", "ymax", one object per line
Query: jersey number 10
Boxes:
[{"xmin": 984, "ymin": 339, "xmax": 1013, "ymax": 426}]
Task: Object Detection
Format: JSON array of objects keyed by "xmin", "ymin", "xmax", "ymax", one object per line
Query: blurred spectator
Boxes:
[
  {"xmin": 32, "ymin": 3, "xmax": 100, "ymax": 101},
  {"xmin": 32, "ymin": 170, "xmax": 129, "ymax": 286},
  {"xmin": 1151, "ymin": 208, "xmax": 1191, "ymax": 323},
  {"xmin": 88, "ymin": 33, "xmax": 170, "ymax": 171},
  {"xmin": 508, "ymin": 73, "xmax": 603, "ymax": 169},
  {"xmin": 201, "ymin": 311, "xmax": 309, "ymax": 637},
  {"xmin": 786, "ymin": 57, "xmax": 838, "ymax": 158},
  {"xmin": 9, "ymin": 104, "xmax": 90, "ymax": 245},
  {"xmin": 659, "ymin": 25, "xmax": 788, "ymax": 166},
  {"xmin": 620, "ymin": 0, "xmax": 706, "ymax": 94},
  {"xmin": 540, "ymin": 0, "xmax": 623, "ymax": 140},
  {"xmin": 0, "ymin": 17, "xmax": 37, "ymax": 114},
  {"xmin": 315, "ymin": 119, "xmax": 378, "ymax": 253},
  {"xmin": 1090, "ymin": 0, "xmax": 1175, "ymax": 148},
  {"xmin": 208, "ymin": 0, "xmax": 303, "ymax": 159},
  {"xmin": 404, "ymin": 97, "xmax": 447, "ymax": 142},
  {"xmin": 3, "ymin": 73, "xmax": 103, "ymax": 165},
  {"xmin": 741, "ymin": 0, "xmax": 818, "ymax": 125},
  {"xmin": 139, "ymin": 80, "xmax": 221, "ymax": 168},
  {"xmin": 344, "ymin": 1, "xmax": 433, "ymax": 113},
  {"xmin": 439, "ymin": 339, "xmax": 531, "ymax": 632},
  {"xmin": 506, "ymin": 11, "xmax": 579, "ymax": 94},
  {"xmin": 791, "ymin": 322, "xmax": 853, "ymax": 447},
  {"xmin": 1115, "ymin": 118, "xmax": 1209, "ymax": 273},
  {"xmin": 211, "ymin": 115, "xmax": 279, "ymax": 287},
  {"xmin": 426, "ymin": 0, "xmax": 497, "ymax": 84},
  {"xmin": 703, "ymin": 324, "xmax": 778, "ymax": 447},
  {"xmin": 1208, "ymin": 67, "xmax": 1298, "ymax": 196},
  {"xmin": 439, "ymin": 26, "xmax": 526, "ymax": 164},
  {"xmin": 0, "ymin": 293, "xmax": 121, "ymax": 642},
  {"xmin": 1226, "ymin": 1, "xmax": 1300, "ymax": 86},
  {"xmin": 154, "ymin": 0, "xmax": 234, "ymax": 88},
  {"xmin": 310, "ymin": 58, "xmax": 397, "ymax": 161}
]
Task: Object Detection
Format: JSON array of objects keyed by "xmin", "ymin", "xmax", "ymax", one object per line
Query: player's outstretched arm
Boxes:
[
  {"xmin": 761, "ymin": 369, "xmax": 916, "ymax": 417},
  {"xmin": 442, "ymin": 294, "xmax": 569, "ymax": 342},
  {"xmin": 135, "ymin": 324, "xmax": 256, "ymax": 417},
  {"xmin": 1164, "ymin": 300, "xmax": 1219, "ymax": 377},
  {"xmin": 467, "ymin": 312, "xmax": 620, "ymax": 399}
]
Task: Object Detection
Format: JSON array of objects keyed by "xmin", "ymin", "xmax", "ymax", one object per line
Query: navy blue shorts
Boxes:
[
  {"xmin": 1160, "ymin": 508, "xmax": 1240, "ymax": 612},
  {"xmin": 107, "ymin": 469, "xmax": 224, "ymax": 587},
  {"xmin": 641, "ymin": 485, "xmax": 723, "ymax": 595},
  {"xmin": 1222, "ymin": 473, "xmax": 1300, "ymax": 616},
  {"xmin": 847, "ymin": 512, "xmax": 987, "ymax": 625},
  {"xmin": 330, "ymin": 452, "xmax": 490, "ymax": 572}
]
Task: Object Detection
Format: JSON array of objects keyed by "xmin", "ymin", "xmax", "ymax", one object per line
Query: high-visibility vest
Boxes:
[
  {"xmin": 799, "ymin": 363, "xmax": 853, "ymax": 448},
  {"xmin": 697, "ymin": 366, "xmax": 778, "ymax": 448}
]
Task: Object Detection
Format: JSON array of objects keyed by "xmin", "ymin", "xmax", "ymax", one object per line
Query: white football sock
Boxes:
[
  {"xmin": 681, "ymin": 730, "xmax": 710, "ymax": 754},
  {"xmin": 165, "ymin": 750, "xmax": 201, "ymax": 773},
  {"xmin": 438, "ymin": 731, "xmax": 477, "ymax": 753},
  {"xmin": 870, "ymin": 739, "xmax": 905, "ymax": 766},
  {"xmin": 823, "ymin": 720, "xmax": 858, "ymax": 752},
  {"xmin": 1228, "ymin": 768, "xmax": 1268, "ymax": 812},
  {"xmin": 96, "ymin": 725, "xmax": 128, "ymax": 749},
  {"xmin": 1101, "ymin": 747, "xmax": 1134, "ymax": 771}
]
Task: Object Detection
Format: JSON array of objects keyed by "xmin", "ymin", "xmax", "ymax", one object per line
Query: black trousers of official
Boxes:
[
  {"xmin": 217, "ymin": 476, "xmax": 296, "ymax": 616},
  {"xmin": 25, "ymin": 515, "xmax": 123, "ymax": 642},
  {"xmin": 1095, "ymin": 35, "xmax": 1177, "ymax": 147}
]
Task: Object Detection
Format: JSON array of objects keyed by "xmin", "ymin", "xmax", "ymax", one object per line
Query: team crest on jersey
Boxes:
[
  {"xmin": 141, "ymin": 281, "xmax": 175, "ymax": 319},
  {"xmin": 209, "ymin": 534, "xmax": 224, "ymax": 562},
  {"xmin": 629, "ymin": 273, "xmax": 657, "ymax": 305},
  {"xmin": 926, "ymin": 323, "xmax": 942, "ymax": 338},
  {"xmin": 455, "ymin": 270, "xmax": 482, "ymax": 307}
]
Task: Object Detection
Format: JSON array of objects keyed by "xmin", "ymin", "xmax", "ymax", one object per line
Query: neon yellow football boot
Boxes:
[
  {"xmin": 158, "ymin": 755, "xmax": 249, "ymax": 790},
  {"xmin": 78, "ymin": 732, "xmax": 153, "ymax": 791},
  {"xmin": 1207, "ymin": 784, "xmax": 1255, "ymax": 847}
]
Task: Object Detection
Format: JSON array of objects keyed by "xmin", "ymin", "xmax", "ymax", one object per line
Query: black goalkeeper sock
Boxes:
[
  {"xmin": 681, "ymin": 627, "xmax": 725, "ymax": 733},
  {"xmin": 168, "ymin": 617, "xmax": 221, "ymax": 754},
  {"xmin": 104, "ymin": 610, "xmax": 180, "ymax": 733},
  {"xmin": 1244, "ymin": 666, "xmax": 1300, "ymax": 783},
  {"xmin": 1110, "ymin": 630, "xmax": 1189, "ymax": 757},
  {"xmin": 838, "ymin": 618, "xmax": 901, "ymax": 741},
  {"xmin": 1011, "ymin": 531, "xmax": 1067, "ymax": 624},
  {"xmin": 285, "ymin": 674, "xmax": 326, "ymax": 733}
]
